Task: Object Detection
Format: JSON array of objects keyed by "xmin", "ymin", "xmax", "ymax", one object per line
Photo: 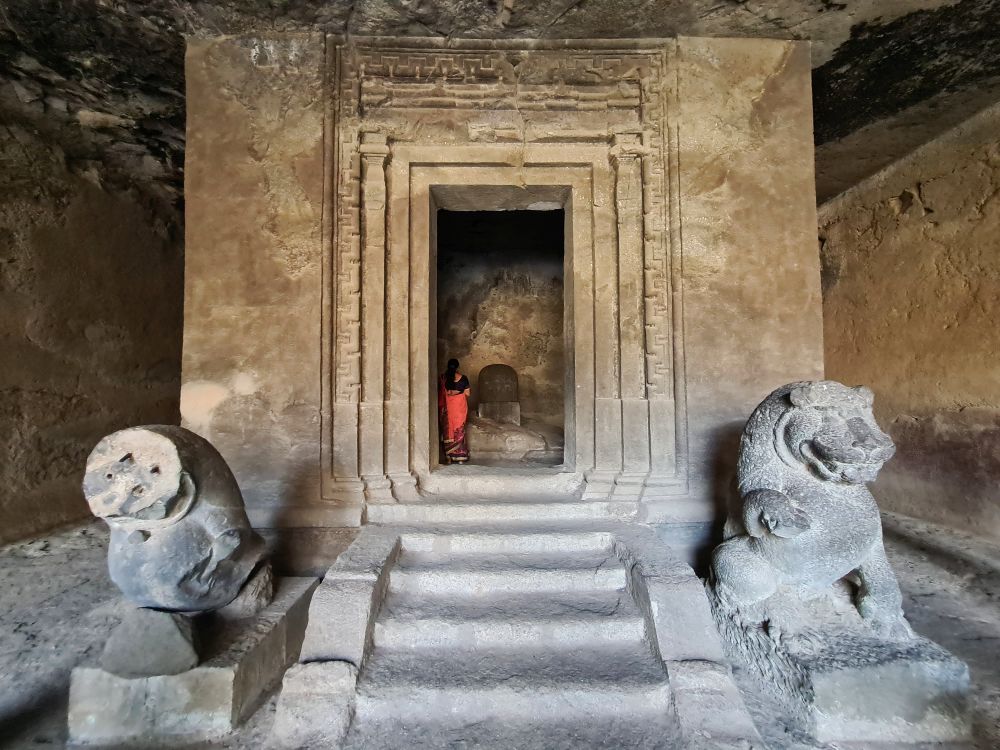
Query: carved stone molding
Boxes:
[
  {"xmin": 182, "ymin": 34, "xmax": 824, "ymax": 528},
  {"xmin": 323, "ymin": 37, "xmax": 689, "ymax": 502}
]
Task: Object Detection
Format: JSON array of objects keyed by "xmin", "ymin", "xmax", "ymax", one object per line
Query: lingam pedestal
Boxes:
[{"xmin": 477, "ymin": 363, "xmax": 521, "ymax": 425}]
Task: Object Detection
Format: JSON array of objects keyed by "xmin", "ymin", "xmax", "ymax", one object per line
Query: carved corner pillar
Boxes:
[
  {"xmin": 585, "ymin": 142, "xmax": 623, "ymax": 497},
  {"xmin": 328, "ymin": 128, "xmax": 364, "ymax": 506},
  {"xmin": 643, "ymin": 115, "xmax": 683, "ymax": 500},
  {"xmin": 611, "ymin": 132, "xmax": 652, "ymax": 497},
  {"xmin": 358, "ymin": 132, "xmax": 393, "ymax": 503}
]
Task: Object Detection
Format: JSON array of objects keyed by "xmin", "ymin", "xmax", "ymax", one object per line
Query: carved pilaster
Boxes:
[
  {"xmin": 359, "ymin": 131, "xmax": 393, "ymax": 501},
  {"xmin": 384, "ymin": 155, "xmax": 417, "ymax": 501},
  {"xmin": 590, "ymin": 157, "xmax": 623, "ymax": 486},
  {"xmin": 612, "ymin": 133, "xmax": 651, "ymax": 485}
]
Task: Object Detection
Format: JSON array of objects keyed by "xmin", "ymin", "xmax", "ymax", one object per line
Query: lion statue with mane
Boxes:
[{"xmin": 710, "ymin": 380, "xmax": 912, "ymax": 639}]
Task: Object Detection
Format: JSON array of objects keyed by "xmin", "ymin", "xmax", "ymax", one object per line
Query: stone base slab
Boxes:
[
  {"xmin": 712, "ymin": 594, "xmax": 971, "ymax": 745},
  {"xmin": 68, "ymin": 576, "xmax": 318, "ymax": 745},
  {"xmin": 805, "ymin": 633, "xmax": 970, "ymax": 743}
]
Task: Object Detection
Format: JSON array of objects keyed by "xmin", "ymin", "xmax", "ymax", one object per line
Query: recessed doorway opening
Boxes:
[{"xmin": 435, "ymin": 207, "xmax": 566, "ymax": 468}]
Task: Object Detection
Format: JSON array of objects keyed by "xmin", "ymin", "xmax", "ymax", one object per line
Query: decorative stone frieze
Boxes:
[{"xmin": 324, "ymin": 39, "xmax": 687, "ymax": 503}]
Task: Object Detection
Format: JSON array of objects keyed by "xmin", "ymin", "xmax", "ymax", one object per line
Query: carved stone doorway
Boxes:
[
  {"xmin": 414, "ymin": 179, "xmax": 581, "ymax": 498},
  {"xmin": 183, "ymin": 35, "xmax": 826, "ymax": 529},
  {"xmin": 434, "ymin": 205, "xmax": 567, "ymax": 470}
]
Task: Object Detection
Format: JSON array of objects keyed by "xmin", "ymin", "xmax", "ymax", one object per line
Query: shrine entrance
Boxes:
[{"xmin": 434, "ymin": 207, "xmax": 566, "ymax": 469}]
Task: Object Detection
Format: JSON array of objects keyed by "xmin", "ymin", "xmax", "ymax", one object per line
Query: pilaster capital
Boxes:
[
  {"xmin": 610, "ymin": 131, "xmax": 647, "ymax": 165},
  {"xmin": 359, "ymin": 131, "xmax": 390, "ymax": 160}
]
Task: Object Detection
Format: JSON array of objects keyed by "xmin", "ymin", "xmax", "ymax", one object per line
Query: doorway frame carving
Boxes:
[{"xmin": 318, "ymin": 38, "xmax": 690, "ymax": 508}]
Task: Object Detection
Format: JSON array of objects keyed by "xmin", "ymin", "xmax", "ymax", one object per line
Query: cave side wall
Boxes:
[
  {"xmin": 0, "ymin": 125, "xmax": 182, "ymax": 543},
  {"xmin": 820, "ymin": 101, "xmax": 1000, "ymax": 542}
]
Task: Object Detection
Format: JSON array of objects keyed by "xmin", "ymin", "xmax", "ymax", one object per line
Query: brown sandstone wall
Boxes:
[
  {"xmin": 0, "ymin": 125, "xmax": 182, "ymax": 543},
  {"xmin": 671, "ymin": 37, "xmax": 825, "ymax": 524},
  {"xmin": 819, "ymin": 102, "xmax": 1000, "ymax": 541},
  {"xmin": 181, "ymin": 36, "xmax": 328, "ymax": 527},
  {"xmin": 182, "ymin": 35, "xmax": 826, "ymax": 528}
]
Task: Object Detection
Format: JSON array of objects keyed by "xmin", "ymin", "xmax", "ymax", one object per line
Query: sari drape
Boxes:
[{"xmin": 438, "ymin": 372, "xmax": 470, "ymax": 463}]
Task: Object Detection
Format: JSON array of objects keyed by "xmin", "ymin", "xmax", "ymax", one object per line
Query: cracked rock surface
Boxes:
[
  {"xmin": 2, "ymin": 1, "xmax": 999, "ymax": 206},
  {"xmin": 820, "ymin": 100, "xmax": 1000, "ymax": 545}
]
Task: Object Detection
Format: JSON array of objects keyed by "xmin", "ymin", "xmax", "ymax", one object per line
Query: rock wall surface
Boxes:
[
  {"xmin": 180, "ymin": 36, "xmax": 327, "ymax": 528},
  {"xmin": 0, "ymin": 124, "xmax": 182, "ymax": 543},
  {"xmin": 3, "ymin": 1, "xmax": 999, "ymax": 207},
  {"xmin": 819, "ymin": 101, "xmax": 1000, "ymax": 541},
  {"xmin": 674, "ymin": 36, "xmax": 825, "ymax": 524},
  {"xmin": 436, "ymin": 210, "xmax": 564, "ymax": 426}
]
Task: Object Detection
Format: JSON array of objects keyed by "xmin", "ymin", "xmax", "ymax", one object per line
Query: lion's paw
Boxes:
[{"xmin": 761, "ymin": 504, "xmax": 811, "ymax": 538}]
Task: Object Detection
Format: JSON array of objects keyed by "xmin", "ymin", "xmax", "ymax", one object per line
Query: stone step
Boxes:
[
  {"xmin": 358, "ymin": 643, "xmax": 668, "ymax": 691},
  {"xmin": 351, "ymin": 645, "xmax": 672, "ymax": 739},
  {"xmin": 343, "ymin": 712, "xmax": 679, "ymax": 750},
  {"xmin": 366, "ymin": 500, "xmax": 638, "ymax": 526},
  {"xmin": 414, "ymin": 466, "xmax": 587, "ymax": 500},
  {"xmin": 346, "ymin": 644, "xmax": 676, "ymax": 748},
  {"xmin": 388, "ymin": 550, "xmax": 627, "ymax": 596},
  {"xmin": 375, "ymin": 611, "xmax": 646, "ymax": 650},
  {"xmin": 400, "ymin": 529, "xmax": 614, "ymax": 556},
  {"xmin": 355, "ymin": 680, "xmax": 672, "ymax": 721},
  {"xmin": 381, "ymin": 587, "xmax": 636, "ymax": 622}
]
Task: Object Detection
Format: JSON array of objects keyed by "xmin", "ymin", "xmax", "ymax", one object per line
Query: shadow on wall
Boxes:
[
  {"xmin": 689, "ymin": 420, "xmax": 745, "ymax": 574},
  {"xmin": 264, "ymin": 466, "xmax": 358, "ymax": 577},
  {"xmin": 0, "ymin": 124, "xmax": 183, "ymax": 543},
  {"xmin": 876, "ymin": 410, "xmax": 1000, "ymax": 538}
]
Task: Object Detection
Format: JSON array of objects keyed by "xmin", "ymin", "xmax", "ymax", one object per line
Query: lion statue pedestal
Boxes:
[
  {"xmin": 68, "ymin": 426, "xmax": 318, "ymax": 745},
  {"xmin": 708, "ymin": 381, "xmax": 970, "ymax": 744}
]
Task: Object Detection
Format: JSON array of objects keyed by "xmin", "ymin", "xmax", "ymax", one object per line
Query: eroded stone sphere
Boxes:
[{"xmin": 83, "ymin": 425, "xmax": 265, "ymax": 612}]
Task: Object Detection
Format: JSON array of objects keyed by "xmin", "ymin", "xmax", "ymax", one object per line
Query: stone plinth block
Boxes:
[
  {"xmin": 803, "ymin": 633, "xmax": 970, "ymax": 743},
  {"xmin": 100, "ymin": 607, "xmax": 198, "ymax": 678},
  {"xmin": 68, "ymin": 577, "xmax": 318, "ymax": 745},
  {"xmin": 272, "ymin": 662, "xmax": 358, "ymax": 748}
]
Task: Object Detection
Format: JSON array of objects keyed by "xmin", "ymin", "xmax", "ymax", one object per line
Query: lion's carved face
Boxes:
[
  {"xmin": 83, "ymin": 429, "xmax": 195, "ymax": 530},
  {"xmin": 775, "ymin": 381, "xmax": 895, "ymax": 484}
]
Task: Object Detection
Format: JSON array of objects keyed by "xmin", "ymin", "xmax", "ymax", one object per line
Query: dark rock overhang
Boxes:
[{"xmin": 1, "ymin": 0, "xmax": 998, "ymax": 214}]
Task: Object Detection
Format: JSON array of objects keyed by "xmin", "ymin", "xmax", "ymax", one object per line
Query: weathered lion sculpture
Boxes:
[
  {"xmin": 83, "ymin": 425, "xmax": 265, "ymax": 612},
  {"xmin": 711, "ymin": 380, "xmax": 911, "ymax": 638}
]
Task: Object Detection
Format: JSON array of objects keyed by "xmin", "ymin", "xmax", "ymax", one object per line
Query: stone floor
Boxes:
[{"xmin": 0, "ymin": 514, "xmax": 998, "ymax": 749}]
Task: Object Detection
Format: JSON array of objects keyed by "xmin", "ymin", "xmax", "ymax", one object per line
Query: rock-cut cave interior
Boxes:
[{"xmin": 1, "ymin": 2, "xmax": 999, "ymax": 749}]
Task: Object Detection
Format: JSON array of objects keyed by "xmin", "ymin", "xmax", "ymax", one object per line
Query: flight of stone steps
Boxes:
[
  {"xmin": 343, "ymin": 530, "xmax": 678, "ymax": 748},
  {"xmin": 274, "ymin": 522, "xmax": 761, "ymax": 749}
]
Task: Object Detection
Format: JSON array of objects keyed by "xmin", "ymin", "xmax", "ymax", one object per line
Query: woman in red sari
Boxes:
[{"xmin": 438, "ymin": 358, "xmax": 471, "ymax": 464}]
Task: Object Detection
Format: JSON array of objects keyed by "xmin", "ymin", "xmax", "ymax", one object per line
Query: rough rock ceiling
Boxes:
[{"xmin": 1, "ymin": 0, "xmax": 999, "ymax": 214}]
